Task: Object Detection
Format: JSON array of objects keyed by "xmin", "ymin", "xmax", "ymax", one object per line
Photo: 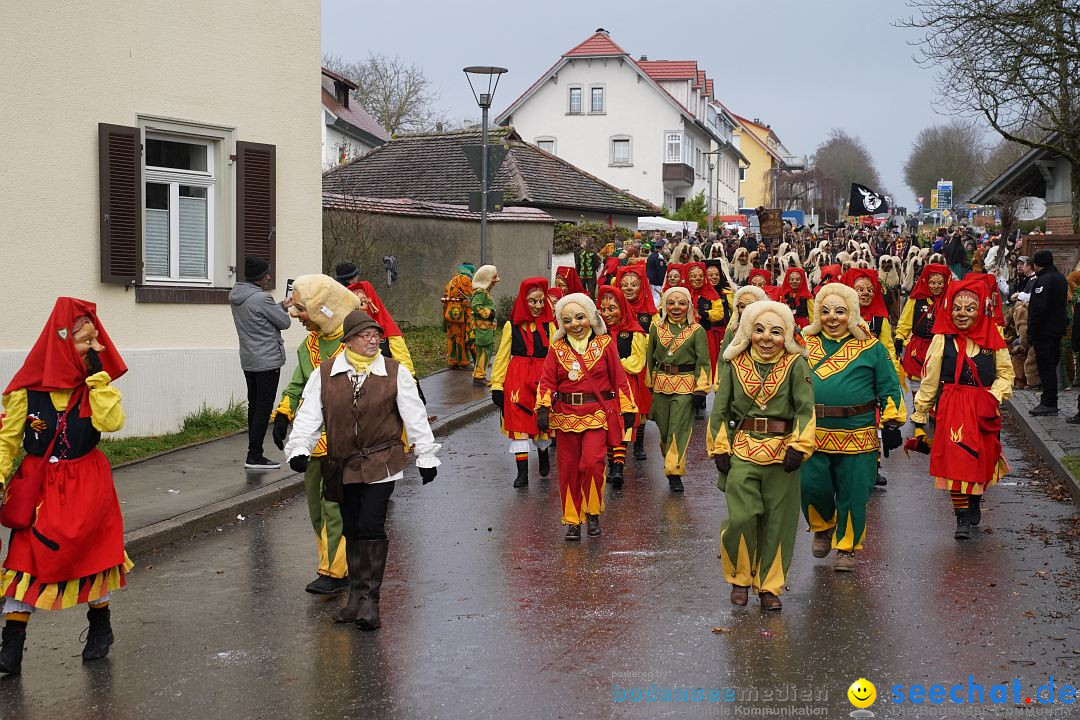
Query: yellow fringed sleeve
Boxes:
[
  {"xmin": 0, "ymin": 390, "xmax": 28, "ymax": 482},
  {"xmin": 489, "ymin": 322, "xmax": 514, "ymax": 391},
  {"xmin": 86, "ymin": 371, "xmax": 125, "ymax": 433}
]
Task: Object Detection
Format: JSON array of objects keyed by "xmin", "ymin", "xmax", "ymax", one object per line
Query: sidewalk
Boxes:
[
  {"xmin": 1005, "ymin": 385, "xmax": 1080, "ymax": 505},
  {"xmin": 119, "ymin": 368, "xmax": 493, "ymax": 555}
]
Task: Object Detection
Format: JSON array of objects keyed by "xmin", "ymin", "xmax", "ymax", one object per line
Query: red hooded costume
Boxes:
[
  {"xmin": 554, "ymin": 266, "xmax": 587, "ymax": 295},
  {"xmin": 597, "ymin": 285, "xmax": 649, "ymax": 418},
  {"xmin": 774, "ymin": 268, "xmax": 812, "ymax": 327},
  {"xmin": 493, "ymin": 278, "xmax": 554, "ymax": 438},
  {"xmin": 615, "ymin": 265, "xmax": 658, "ymax": 334},
  {"xmin": 900, "ymin": 264, "xmax": 951, "ymax": 378},
  {"xmin": 347, "ymin": 281, "xmax": 403, "ymax": 337}
]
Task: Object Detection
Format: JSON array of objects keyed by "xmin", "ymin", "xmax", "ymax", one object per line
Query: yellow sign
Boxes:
[{"xmin": 930, "ymin": 189, "xmax": 938, "ymax": 209}]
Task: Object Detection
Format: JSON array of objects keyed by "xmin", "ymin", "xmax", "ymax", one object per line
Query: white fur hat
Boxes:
[
  {"xmin": 723, "ymin": 300, "xmax": 807, "ymax": 361},
  {"xmin": 659, "ymin": 286, "xmax": 695, "ymax": 324},
  {"xmin": 472, "ymin": 264, "xmax": 499, "ymax": 291},
  {"xmin": 803, "ymin": 282, "xmax": 868, "ymax": 340},
  {"xmin": 289, "ymin": 274, "xmax": 363, "ymax": 335},
  {"xmin": 553, "ymin": 292, "xmax": 607, "ymax": 341},
  {"xmin": 730, "ymin": 285, "xmax": 768, "ymax": 327}
]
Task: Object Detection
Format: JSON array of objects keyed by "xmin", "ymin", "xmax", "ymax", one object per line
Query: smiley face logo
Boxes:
[{"xmin": 847, "ymin": 678, "xmax": 876, "ymax": 709}]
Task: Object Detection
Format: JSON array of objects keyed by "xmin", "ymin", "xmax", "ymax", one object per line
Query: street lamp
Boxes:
[
  {"xmin": 703, "ymin": 149, "xmax": 723, "ymax": 233},
  {"xmin": 464, "ymin": 65, "xmax": 508, "ymax": 267}
]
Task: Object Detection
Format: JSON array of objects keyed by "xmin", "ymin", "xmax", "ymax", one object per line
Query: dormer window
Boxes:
[{"xmin": 335, "ymin": 82, "xmax": 350, "ymax": 109}]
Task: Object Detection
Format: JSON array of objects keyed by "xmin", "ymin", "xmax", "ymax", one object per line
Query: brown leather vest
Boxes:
[{"xmin": 320, "ymin": 357, "xmax": 406, "ymax": 497}]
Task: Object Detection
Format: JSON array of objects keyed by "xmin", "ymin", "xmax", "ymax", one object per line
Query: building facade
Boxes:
[
  {"xmin": 0, "ymin": 1, "xmax": 323, "ymax": 436},
  {"xmin": 321, "ymin": 67, "xmax": 390, "ymax": 170}
]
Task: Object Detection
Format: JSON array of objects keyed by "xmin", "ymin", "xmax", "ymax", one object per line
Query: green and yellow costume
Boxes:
[
  {"xmin": 645, "ymin": 319, "xmax": 710, "ymax": 476},
  {"xmin": 472, "ymin": 287, "xmax": 497, "ymax": 382},
  {"xmin": 800, "ymin": 332, "xmax": 905, "ymax": 552},
  {"xmin": 709, "ymin": 347, "xmax": 816, "ymax": 597}
]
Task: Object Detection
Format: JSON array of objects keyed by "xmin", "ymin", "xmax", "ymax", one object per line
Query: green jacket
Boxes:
[{"xmin": 471, "ymin": 289, "xmax": 497, "ymax": 346}]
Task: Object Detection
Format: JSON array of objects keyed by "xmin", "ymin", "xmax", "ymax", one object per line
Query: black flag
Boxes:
[{"xmin": 848, "ymin": 183, "xmax": 890, "ymax": 216}]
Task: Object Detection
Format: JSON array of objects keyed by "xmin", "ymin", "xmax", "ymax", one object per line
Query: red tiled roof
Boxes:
[
  {"xmin": 563, "ymin": 31, "xmax": 628, "ymax": 57},
  {"xmin": 706, "ymin": 79, "xmax": 713, "ymax": 97},
  {"xmin": 321, "ymin": 86, "xmax": 390, "ymax": 143},
  {"xmin": 321, "ymin": 66, "xmax": 357, "ymax": 91},
  {"xmin": 636, "ymin": 60, "xmax": 698, "ymax": 80},
  {"xmin": 696, "ymin": 71, "xmax": 706, "ymax": 87},
  {"xmin": 322, "ymin": 193, "xmax": 555, "ymax": 223}
]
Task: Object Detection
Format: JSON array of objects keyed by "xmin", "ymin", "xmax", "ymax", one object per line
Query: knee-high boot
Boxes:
[
  {"xmin": 0, "ymin": 623, "xmax": 26, "ymax": 674},
  {"xmin": 334, "ymin": 538, "xmax": 366, "ymax": 623},
  {"xmin": 356, "ymin": 538, "xmax": 389, "ymax": 631}
]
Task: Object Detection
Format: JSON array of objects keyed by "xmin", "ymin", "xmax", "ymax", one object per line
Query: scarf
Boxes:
[
  {"xmin": 909, "ymin": 264, "xmax": 950, "ymax": 301},
  {"xmin": 615, "ymin": 265, "xmax": 658, "ymax": 315},
  {"xmin": 596, "ymin": 285, "xmax": 643, "ymax": 334},
  {"xmin": 840, "ymin": 268, "xmax": 888, "ymax": 319},
  {"xmin": 930, "ymin": 277, "xmax": 1006, "ymax": 350}
]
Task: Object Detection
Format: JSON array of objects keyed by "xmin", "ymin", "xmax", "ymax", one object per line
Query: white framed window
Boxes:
[
  {"xmin": 610, "ymin": 136, "xmax": 632, "ymax": 166},
  {"xmin": 664, "ymin": 132, "xmax": 682, "ymax": 163},
  {"xmin": 535, "ymin": 136, "xmax": 556, "ymax": 155},
  {"xmin": 568, "ymin": 86, "xmax": 583, "ymax": 114},
  {"xmin": 739, "ymin": 167, "xmax": 746, "ymax": 182},
  {"xmin": 144, "ymin": 135, "xmax": 215, "ymax": 284},
  {"xmin": 696, "ymin": 148, "xmax": 704, "ymax": 177},
  {"xmin": 685, "ymin": 136, "xmax": 696, "ymax": 167},
  {"xmin": 589, "ymin": 85, "xmax": 605, "ymax": 113}
]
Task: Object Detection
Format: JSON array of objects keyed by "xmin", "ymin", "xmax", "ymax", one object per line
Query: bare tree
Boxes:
[
  {"xmin": 899, "ymin": 0, "xmax": 1080, "ymax": 230},
  {"xmin": 812, "ymin": 130, "xmax": 886, "ymax": 216},
  {"xmin": 324, "ymin": 53, "xmax": 446, "ymax": 135},
  {"xmin": 903, "ymin": 121, "xmax": 986, "ymax": 201}
]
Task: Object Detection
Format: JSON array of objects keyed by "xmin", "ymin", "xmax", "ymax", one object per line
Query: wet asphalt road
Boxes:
[{"xmin": 1, "ymin": 408, "xmax": 1077, "ymax": 720}]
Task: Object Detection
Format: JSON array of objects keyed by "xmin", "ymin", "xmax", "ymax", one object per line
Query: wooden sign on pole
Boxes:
[{"xmin": 758, "ymin": 208, "xmax": 784, "ymax": 239}]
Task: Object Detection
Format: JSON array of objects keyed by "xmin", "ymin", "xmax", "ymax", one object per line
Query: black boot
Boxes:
[
  {"xmin": 0, "ymin": 623, "xmax": 26, "ymax": 674},
  {"xmin": 356, "ymin": 539, "xmax": 388, "ymax": 631},
  {"xmin": 334, "ymin": 538, "xmax": 366, "ymax": 623},
  {"xmin": 537, "ymin": 448, "xmax": 550, "ymax": 478},
  {"xmin": 605, "ymin": 458, "xmax": 614, "ymax": 482},
  {"xmin": 954, "ymin": 509, "xmax": 972, "ymax": 541},
  {"xmin": 667, "ymin": 475, "xmax": 684, "ymax": 493},
  {"xmin": 610, "ymin": 462, "xmax": 624, "ymax": 489},
  {"xmin": 632, "ymin": 431, "xmax": 647, "ymax": 461},
  {"xmin": 693, "ymin": 395, "xmax": 706, "ymax": 420},
  {"xmin": 513, "ymin": 459, "xmax": 529, "ymax": 488},
  {"xmin": 586, "ymin": 514, "xmax": 601, "ymax": 537},
  {"xmin": 967, "ymin": 495, "xmax": 981, "ymax": 526},
  {"xmin": 82, "ymin": 606, "xmax": 114, "ymax": 661}
]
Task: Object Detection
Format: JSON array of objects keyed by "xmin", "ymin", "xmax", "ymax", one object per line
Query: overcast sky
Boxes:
[{"xmin": 323, "ymin": 0, "xmax": 946, "ymax": 208}]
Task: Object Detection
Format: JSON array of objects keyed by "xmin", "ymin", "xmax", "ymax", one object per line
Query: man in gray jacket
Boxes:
[{"xmin": 229, "ymin": 256, "xmax": 292, "ymax": 468}]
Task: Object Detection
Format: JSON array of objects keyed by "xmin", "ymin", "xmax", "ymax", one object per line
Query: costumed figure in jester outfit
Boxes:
[
  {"xmin": 0, "ymin": 298, "xmax": 131, "ymax": 674},
  {"xmin": 910, "ymin": 278, "xmax": 1013, "ymax": 541},
  {"xmin": 346, "ymin": 280, "xmax": 425, "ymax": 405},
  {"xmin": 746, "ymin": 268, "xmax": 773, "ymax": 293},
  {"xmin": 596, "ymin": 285, "xmax": 647, "ymax": 489},
  {"xmin": 686, "ymin": 262, "xmax": 726, "ymax": 420},
  {"xmin": 535, "ymin": 293, "xmax": 637, "ymax": 540},
  {"xmin": 491, "ymin": 278, "xmax": 555, "ymax": 488},
  {"xmin": 799, "ymin": 283, "xmax": 906, "ymax": 572},
  {"xmin": 719, "ymin": 285, "xmax": 769, "ymax": 360},
  {"xmin": 271, "ymin": 275, "xmax": 361, "ymax": 595},
  {"xmin": 441, "ymin": 264, "xmax": 475, "ymax": 369},
  {"xmin": 645, "ymin": 286, "xmax": 711, "ymax": 493},
  {"xmin": 773, "ymin": 267, "xmax": 814, "ymax": 329},
  {"xmin": 708, "ymin": 300, "xmax": 815, "ymax": 611},
  {"xmin": 470, "ymin": 265, "xmax": 499, "ymax": 386},
  {"xmin": 895, "ymin": 263, "xmax": 950, "ymax": 386},
  {"xmin": 616, "ymin": 265, "xmax": 658, "ymax": 461},
  {"xmin": 704, "ymin": 258, "xmax": 736, "ymax": 362},
  {"xmin": 554, "ymin": 266, "xmax": 586, "ymax": 296}
]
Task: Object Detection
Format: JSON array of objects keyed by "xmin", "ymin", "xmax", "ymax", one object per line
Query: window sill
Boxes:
[
  {"xmin": 588, "ymin": 111, "xmax": 606, "ymax": 115},
  {"xmin": 609, "ymin": 163, "xmax": 633, "ymax": 168},
  {"xmin": 565, "ymin": 112, "xmax": 584, "ymax": 116},
  {"xmin": 135, "ymin": 286, "xmax": 231, "ymax": 304}
]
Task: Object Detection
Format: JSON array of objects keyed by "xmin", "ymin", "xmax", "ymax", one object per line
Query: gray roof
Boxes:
[{"xmin": 322, "ymin": 127, "xmax": 660, "ymax": 217}]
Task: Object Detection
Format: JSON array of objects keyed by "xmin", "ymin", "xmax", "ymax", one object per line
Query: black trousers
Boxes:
[
  {"xmin": 244, "ymin": 369, "xmax": 280, "ymax": 457},
  {"xmin": 1032, "ymin": 336, "xmax": 1062, "ymax": 408},
  {"xmin": 341, "ymin": 481, "xmax": 396, "ymax": 540}
]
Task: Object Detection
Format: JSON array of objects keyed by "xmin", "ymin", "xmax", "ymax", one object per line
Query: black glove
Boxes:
[
  {"xmin": 881, "ymin": 421, "xmax": 902, "ymax": 457},
  {"xmin": 912, "ymin": 421, "xmax": 925, "ymax": 430},
  {"xmin": 697, "ymin": 298, "xmax": 712, "ymax": 329},
  {"xmin": 272, "ymin": 414, "xmax": 291, "ymax": 451},
  {"xmin": 536, "ymin": 407, "xmax": 550, "ymax": 433},
  {"xmin": 420, "ymin": 466, "xmax": 437, "ymax": 484},
  {"xmin": 894, "ymin": 338, "xmax": 904, "ymax": 358},
  {"xmin": 782, "ymin": 447, "xmax": 804, "ymax": 473},
  {"xmin": 714, "ymin": 453, "xmax": 731, "ymax": 474},
  {"xmin": 491, "ymin": 389, "xmax": 504, "ymax": 411},
  {"xmin": 86, "ymin": 348, "xmax": 103, "ymax": 375},
  {"xmin": 623, "ymin": 413, "xmax": 635, "ymax": 430},
  {"xmin": 416, "ymin": 381, "xmax": 427, "ymax": 406},
  {"xmin": 289, "ymin": 455, "xmax": 309, "ymax": 473}
]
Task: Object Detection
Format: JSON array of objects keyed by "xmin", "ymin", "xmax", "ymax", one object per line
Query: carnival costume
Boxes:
[
  {"xmin": 708, "ymin": 301, "xmax": 815, "ymax": 610},
  {"xmin": 491, "ymin": 278, "xmax": 555, "ymax": 488},
  {"xmin": 441, "ymin": 264, "xmax": 475, "ymax": 369},
  {"xmin": 0, "ymin": 298, "xmax": 131, "ymax": 673},
  {"xmin": 596, "ymin": 285, "xmax": 647, "ymax": 488},
  {"xmin": 616, "ymin": 265, "xmax": 659, "ymax": 460},
  {"xmin": 704, "ymin": 259, "xmax": 736, "ymax": 361},
  {"xmin": 911, "ymin": 278, "xmax": 1013, "ymax": 540},
  {"xmin": 470, "ymin": 265, "xmax": 499, "ymax": 385},
  {"xmin": 347, "ymin": 281, "xmax": 419, "ymax": 380},
  {"xmin": 774, "ymin": 268, "xmax": 814, "ymax": 329},
  {"xmin": 272, "ymin": 275, "xmax": 361, "ymax": 594},
  {"xmin": 799, "ymin": 284, "xmax": 905, "ymax": 571},
  {"xmin": 554, "ymin": 266, "xmax": 587, "ymax": 296},
  {"xmin": 535, "ymin": 294, "xmax": 636, "ymax": 539},
  {"xmin": 719, "ymin": 285, "xmax": 769, "ymax": 361},
  {"xmin": 896, "ymin": 264, "xmax": 950, "ymax": 381},
  {"xmin": 645, "ymin": 287, "xmax": 711, "ymax": 492}
]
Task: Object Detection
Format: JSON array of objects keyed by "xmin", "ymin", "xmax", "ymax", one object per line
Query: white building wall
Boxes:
[
  {"xmin": 502, "ymin": 57, "xmax": 688, "ymax": 208},
  {"xmin": 323, "ymin": 122, "xmax": 373, "ymax": 169},
  {"xmin": 0, "ymin": 1, "xmax": 322, "ymax": 436}
]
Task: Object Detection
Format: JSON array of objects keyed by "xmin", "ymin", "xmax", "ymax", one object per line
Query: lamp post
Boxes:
[
  {"xmin": 464, "ymin": 65, "xmax": 508, "ymax": 267},
  {"xmin": 703, "ymin": 149, "xmax": 723, "ymax": 234}
]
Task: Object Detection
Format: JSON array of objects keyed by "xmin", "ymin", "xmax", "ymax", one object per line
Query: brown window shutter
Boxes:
[
  {"xmin": 99, "ymin": 123, "xmax": 143, "ymax": 284},
  {"xmin": 236, "ymin": 141, "xmax": 277, "ymax": 288}
]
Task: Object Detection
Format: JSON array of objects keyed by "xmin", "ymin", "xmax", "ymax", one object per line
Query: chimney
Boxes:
[{"xmin": 639, "ymin": 54, "xmax": 648, "ymax": 61}]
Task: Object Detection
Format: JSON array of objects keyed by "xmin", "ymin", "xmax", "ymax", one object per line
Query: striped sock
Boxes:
[
  {"xmin": 5, "ymin": 612, "xmax": 29, "ymax": 625},
  {"xmin": 950, "ymin": 492, "xmax": 969, "ymax": 510},
  {"xmin": 611, "ymin": 445, "xmax": 626, "ymax": 464},
  {"xmin": 514, "ymin": 452, "xmax": 528, "ymax": 464}
]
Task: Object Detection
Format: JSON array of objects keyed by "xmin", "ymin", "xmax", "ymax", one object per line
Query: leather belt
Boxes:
[
  {"xmin": 659, "ymin": 363, "xmax": 695, "ymax": 374},
  {"xmin": 814, "ymin": 401, "xmax": 877, "ymax": 418},
  {"xmin": 738, "ymin": 417, "xmax": 793, "ymax": 434},
  {"xmin": 556, "ymin": 391, "xmax": 615, "ymax": 405}
]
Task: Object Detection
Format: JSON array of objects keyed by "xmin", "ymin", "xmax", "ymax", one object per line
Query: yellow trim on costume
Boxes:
[
  {"xmin": 758, "ymin": 549, "xmax": 787, "ymax": 596},
  {"xmin": 721, "ymin": 530, "xmax": 753, "ymax": 588},
  {"xmin": 489, "ymin": 321, "xmax": 514, "ymax": 391},
  {"xmin": 272, "ymin": 397, "xmax": 295, "ymax": 422},
  {"xmin": 655, "ymin": 322, "xmax": 700, "ymax": 355},
  {"xmin": 731, "ymin": 352, "xmax": 798, "ymax": 409},
  {"xmin": 651, "ymin": 372, "xmax": 698, "ymax": 395},
  {"xmin": 895, "ymin": 298, "xmax": 915, "ymax": 341},
  {"xmin": 805, "ymin": 335, "xmax": 879, "ymax": 379},
  {"xmin": 806, "ymin": 504, "xmax": 835, "ymax": 533},
  {"xmin": 834, "ymin": 513, "xmax": 865, "ymax": 552},
  {"xmin": 620, "ymin": 332, "xmax": 647, "ymax": 375},
  {"xmin": 732, "ymin": 431, "xmax": 788, "ymax": 463},
  {"xmin": 814, "ymin": 427, "xmax": 880, "ymax": 453},
  {"xmin": 552, "ymin": 334, "xmax": 608, "ymax": 373},
  {"xmin": 535, "ymin": 388, "xmax": 553, "ymax": 410},
  {"xmin": 551, "ymin": 410, "xmax": 607, "ymax": 432}
]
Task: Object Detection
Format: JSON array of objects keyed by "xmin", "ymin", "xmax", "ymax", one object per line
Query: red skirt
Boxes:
[
  {"xmin": 901, "ymin": 335, "xmax": 933, "ymax": 378},
  {"xmin": 929, "ymin": 383, "xmax": 1002, "ymax": 488},
  {"xmin": 3, "ymin": 449, "xmax": 125, "ymax": 585},
  {"xmin": 706, "ymin": 326, "xmax": 725, "ymax": 382},
  {"xmin": 501, "ymin": 355, "xmax": 546, "ymax": 436},
  {"xmin": 628, "ymin": 370, "xmax": 651, "ymax": 417}
]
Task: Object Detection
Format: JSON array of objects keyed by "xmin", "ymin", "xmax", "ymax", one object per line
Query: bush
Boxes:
[
  {"xmin": 553, "ymin": 221, "xmax": 635, "ymax": 255},
  {"xmin": 665, "ymin": 190, "xmax": 707, "ymax": 227}
]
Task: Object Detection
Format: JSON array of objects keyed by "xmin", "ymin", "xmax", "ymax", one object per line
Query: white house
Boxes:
[
  {"xmin": 321, "ymin": 67, "xmax": 390, "ymax": 170},
  {"xmin": 495, "ymin": 29, "xmax": 747, "ymax": 220},
  {"xmin": 0, "ymin": 1, "xmax": 323, "ymax": 436}
]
